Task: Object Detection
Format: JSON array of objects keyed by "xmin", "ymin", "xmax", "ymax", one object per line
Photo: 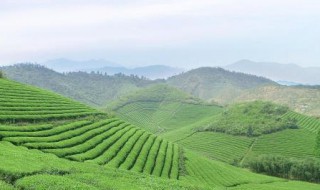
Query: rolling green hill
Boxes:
[
  {"xmin": 110, "ymin": 84, "xmax": 203, "ymax": 109},
  {"xmin": 110, "ymin": 84, "xmax": 222, "ymax": 134},
  {"xmin": 167, "ymin": 67, "xmax": 275, "ymax": 103},
  {"xmin": 1, "ymin": 78, "xmax": 319, "ymax": 189},
  {"xmin": 167, "ymin": 67, "xmax": 320, "ymax": 116},
  {"xmin": 4, "ymin": 64, "xmax": 320, "ymax": 117}
]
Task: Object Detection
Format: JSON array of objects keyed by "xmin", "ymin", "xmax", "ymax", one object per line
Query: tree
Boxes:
[
  {"xmin": 247, "ymin": 125, "xmax": 254, "ymax": 137},
  {"xmin": 0, "ymin": 70, "xmax": 3, "ymax": 78}
]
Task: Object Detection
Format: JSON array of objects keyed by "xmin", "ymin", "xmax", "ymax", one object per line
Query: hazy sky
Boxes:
[{"xmin": 1, "ymin": 0, "xmax": 319, "ymax": 68}]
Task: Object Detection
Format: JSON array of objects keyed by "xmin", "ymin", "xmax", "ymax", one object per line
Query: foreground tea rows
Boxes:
[{"xmin": 0, "ymin": 118, "xmax": 179, "ymax": 179}]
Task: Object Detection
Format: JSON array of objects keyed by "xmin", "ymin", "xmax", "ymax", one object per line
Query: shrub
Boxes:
[{"xmin": 247, "ymin": 154, "xmax": 320, "ymax": 183}]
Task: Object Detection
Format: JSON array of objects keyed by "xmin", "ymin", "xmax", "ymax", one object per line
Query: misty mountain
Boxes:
[
  {"xmin": 0, "ymin": 64, "xmax": 158, "ymax": 107},
  {"xmin": 90, "ymin": 65, "xmax": 184, "ymax": 79},
  {"xmin": 3, "ymin": 64, "xmax": 320, "ymax": 116},
  {"xmin": 1, "ymin": 64, "xmax": 274, "ymax": 107},
  {"xmin": 225, "ymin": 60, "xmax": 320, "ymax": 85},
  {"xmin": 43, "ymin": 58, "xmax": 183, "ymax": 79},
  {"xmin": 44, "ymin": 58, "xmax": 121, "ymax": 72},
  {"xmin": 167, "ymin": 67, "xmax": 276, "ymax": 103}
]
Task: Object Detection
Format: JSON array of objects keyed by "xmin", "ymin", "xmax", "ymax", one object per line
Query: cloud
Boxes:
[{"xmin": 0, "ymin": 0, "xmax": 319, "ymax": 66}]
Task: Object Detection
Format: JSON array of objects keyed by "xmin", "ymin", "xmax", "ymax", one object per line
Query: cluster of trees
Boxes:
[
  {"xmin": 0, "ymin": 70, "xmax": 4, "ymax": 78},
  {"xmin": 201, "ymin": 101, "xmax": 298, "ymax": 137},
  {"xmin": 247, "ymin": 155, "xmax": 320, "ymax": 183}
]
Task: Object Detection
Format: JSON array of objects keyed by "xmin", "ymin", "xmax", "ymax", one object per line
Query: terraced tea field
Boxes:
[
  {"xmin": 0, "ymin": 141, "xmax": 194, "ymax": 190},
  {"xmin": 284, "ymin": 111, "xmax": 320, "ymax": 133},
  {"xmin": 249, "ymin": 129, "xmax": 317, "ymax": 159},
  {"xmin": 174, "ymin": 110, "xmax": 320, "ymax": 166},
  {"xmin": 182, "ymin": 150, "xmax": 281, "ymax": 187},
  {"xmin": 115, "ymin": 101, "xmax": 222, "ymax": 134},
  {"xmin": 179, "ymin": 132, "xmax": 253, "ymax": 163},
  {"xmin": 0, "ymin": 117, "xmax": 179, "ymax": 179},
  {"xmin": 1, "ymin": 78, "xmax": 320, "ymax": 189},
  {"xmin": 0, "ymin": 79, "xmax": 100, "ymax": 122}
]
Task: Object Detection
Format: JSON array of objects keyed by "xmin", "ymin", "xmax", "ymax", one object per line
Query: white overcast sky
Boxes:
[{"xmin": 0, "ymin": 0, "xmax": 319, "ymax": 68}]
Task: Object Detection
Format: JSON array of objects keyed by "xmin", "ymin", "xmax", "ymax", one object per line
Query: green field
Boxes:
[{"xmin": 1, "ymin": 78, "xmax": 320, "ymax": 189}]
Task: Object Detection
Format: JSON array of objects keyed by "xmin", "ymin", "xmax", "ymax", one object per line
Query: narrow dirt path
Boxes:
[{"xmin": 239, "ymin": 138, "xmax": 258, "ymax": 166}]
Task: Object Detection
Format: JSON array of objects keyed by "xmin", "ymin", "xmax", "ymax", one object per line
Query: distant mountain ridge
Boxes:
[
  {"xmin": 167, "ymin": 67, "xmax": 276, "ymax": 103},
  {"xmin": 0, "ymin": 64, "xmax": 275, "ymax": 107},
  {"xmin": 225, "ymin": 60, "xmax": 320, "ymax": 85},
  {"xmin": 90, "ymin": 65, "xmax": 184, "ymax": 79},
  {"xmin": 44, "ymin": 58, "xmax": 121, "ymax": 72},
  {"xmin": 43, "ymin": 58, "xmax": 183, "ymax": 79},
  {"xmin": 0, "ymin": 64, "xmax": 158, "ymax": 107},
  {"xmin": 3, "ymin": 63, "xmax": 320, "ymax": 116}
]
